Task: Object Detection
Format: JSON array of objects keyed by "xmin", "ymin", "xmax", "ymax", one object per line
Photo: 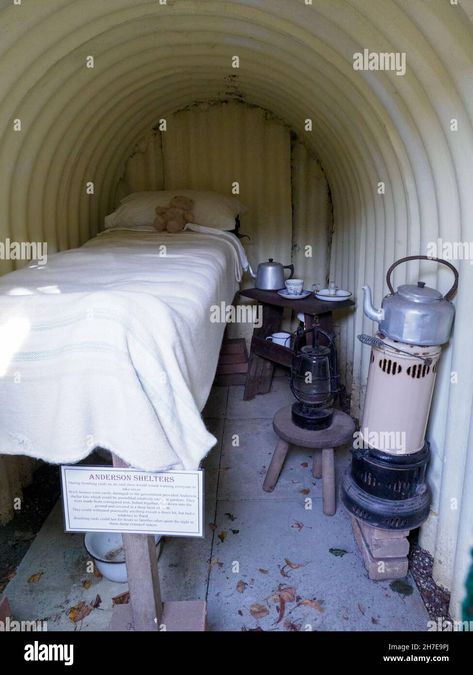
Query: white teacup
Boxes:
[
  {"xmin": 266, "ymin": 332, "xmax": 291, "ymax": 347},
  {"xmin": 285, "ymin": 279, "xmax": 304, "ymax": 295}
]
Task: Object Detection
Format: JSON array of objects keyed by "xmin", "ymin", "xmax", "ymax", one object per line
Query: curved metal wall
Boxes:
[
  {"xmin": 118, "ymin": 102, "xmax": 332, "ymax": 290},
  {"xmin": 0, "ymin": 0, "xmax": 471, "ymax": 619}
]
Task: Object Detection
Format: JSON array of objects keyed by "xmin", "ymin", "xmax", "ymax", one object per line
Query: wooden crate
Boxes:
[{"xmin": 215, "ymin": 338, "xmax": 249, "ymax": 386}]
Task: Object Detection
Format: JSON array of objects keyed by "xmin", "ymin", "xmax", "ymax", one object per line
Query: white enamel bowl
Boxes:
[{"xmin": 84, "ymin": 531, "xmax": 162, "ymax": 583}]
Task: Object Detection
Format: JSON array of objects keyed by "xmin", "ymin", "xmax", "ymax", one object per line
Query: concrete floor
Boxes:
[{"xmin": 4, "ymin": 376, "xmax": 430, "ymax": 631}]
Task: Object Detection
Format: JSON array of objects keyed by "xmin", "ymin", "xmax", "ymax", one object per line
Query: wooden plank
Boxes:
[
  {"xmin": 251, "ymin": 335, "xmax": 293, "ymax": 368},
  {"xmin": 243, "ymin": 303, "xmax": 283, "ymax": 399},
  {"xmin": 255, "ymin": 303, "xmax": 284, "ymax": 337},
  {"xmin": 218, "ymin": 352, "xmax": 248, "ymax": 365},
  {"xmin": 243, "ymin": 351, "xmax": 261, "ymax": 400},
  {"xmin": 214, "ymin": 373, "xmax": 247, "ymax": 386},
  {"xmin": 122, "ymin": 533, "xmax": 163, "ymax": 631},
  {"xmin": 257, "ymin": 358, "xmax": 274, "ymax": 395},
  {"xmin": 111, "ymin": 600, "xmax": 207, "ymax": 632},
  {"xmin": 220, "ymin": 338, "xmax": 248, "ymax": 355},
  {"xmin": 239, "ymin": 288, "xmax": 354, "ymax": 314},
  {"xmin": 216, "ymin": 362, "xmax": 249, "ymax": 375},
  {"xmin": 111, "ymin": 454, "xmax": 162, "ymax": 632}
]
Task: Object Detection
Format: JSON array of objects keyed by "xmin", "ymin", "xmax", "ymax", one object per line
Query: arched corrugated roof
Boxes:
[{"xmin": 0, "ymin": 0, "xmax": 472, "ymax": 619}]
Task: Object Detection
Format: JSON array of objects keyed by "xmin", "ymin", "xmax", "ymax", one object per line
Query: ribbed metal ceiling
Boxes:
[{"xmin": 0, "ymin": 0, "xmax": 472, "ymax": 619}]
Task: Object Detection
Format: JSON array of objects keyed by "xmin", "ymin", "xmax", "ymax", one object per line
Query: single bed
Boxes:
[{"xmin": 0, "ymin": 226, "xmax": 247, "ymax": 472}]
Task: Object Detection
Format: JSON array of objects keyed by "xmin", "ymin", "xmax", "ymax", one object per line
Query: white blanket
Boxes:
[{"xmin": 0, "ymin": 229, "xmax": 245, "ymax": 471}]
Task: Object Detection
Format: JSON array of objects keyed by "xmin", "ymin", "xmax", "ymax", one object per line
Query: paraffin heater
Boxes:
[{"xmin": 342, "ymin": 256, "xmax": 459, "ymax": 530}]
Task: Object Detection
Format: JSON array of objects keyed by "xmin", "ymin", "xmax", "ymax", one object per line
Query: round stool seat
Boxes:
[
  {"xmin": 273, "ymin": 406, "xmax": 355, "ymax": 449},
  {"xmin": 264, "ymin": 406, "xmax": 356, "ymax": 516}
]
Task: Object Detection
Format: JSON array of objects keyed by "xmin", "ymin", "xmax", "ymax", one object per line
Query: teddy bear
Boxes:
[{"xmin": 152, "ymin": 195, "xmax": 195, "ymax": 233}]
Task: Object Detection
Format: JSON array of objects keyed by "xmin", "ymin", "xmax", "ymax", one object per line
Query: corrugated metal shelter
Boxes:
[{"xmin": 0, "ymin": 0, "xmax": 471, "ymax": 619}]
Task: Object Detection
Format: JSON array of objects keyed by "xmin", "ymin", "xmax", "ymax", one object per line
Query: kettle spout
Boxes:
[
  {"xmin": 362, "ymin": 286, "xmax": 384, "ymax": 323},
  {"xmin": 247, "ymin": 263, "xmax": 256, "ymax": 279}
]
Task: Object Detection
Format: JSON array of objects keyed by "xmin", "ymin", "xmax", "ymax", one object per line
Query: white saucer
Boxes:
[
  {"xmin": 277, "ymin": 289, "xmax": 312, "ymax": 300},
  {"xmin": 315, "ymin": 289, "xmax": 352, "ymax": 302}
]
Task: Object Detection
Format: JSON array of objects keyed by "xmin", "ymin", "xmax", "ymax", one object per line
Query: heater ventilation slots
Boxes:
[
  {"xmin": 378, "ymin": 358, "xmax": 402, "ymax": 375},
  {"xmin": 406, "ymin": 364, "xmax": 431, "ymax": 379}
]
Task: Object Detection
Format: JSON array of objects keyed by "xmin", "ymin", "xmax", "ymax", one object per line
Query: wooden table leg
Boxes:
[
  {"xmin": 263, "ymin": 439, "xmax": 290, "ymax": 492},
  {"xmin": 243, "ymin": 303, "xmax": 283, "ymax": 400},
  {"xmin": 312, "ymin": 449, "xmax": 322, "ymax": 479},
  {"xmin": 322, "ymin": 448, "xmax": 336, "ymax": 516},
  {"xmin": 244, "ymin": 350, "xmax": 273, "ymax": 400}
]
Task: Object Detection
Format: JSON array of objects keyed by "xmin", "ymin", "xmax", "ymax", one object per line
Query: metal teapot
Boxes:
[
  {"xmin": 362, "ymin": 255, "xmax": 459, "ymax": 346},
  {"xmin": 250, "ymin": 258, "xmax": 295, "ymax": 290}
]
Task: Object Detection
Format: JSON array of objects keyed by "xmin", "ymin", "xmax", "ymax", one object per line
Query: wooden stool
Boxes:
[{"xmin": 263, "ymin": 406, "xmax": 355, "ymax": 515}]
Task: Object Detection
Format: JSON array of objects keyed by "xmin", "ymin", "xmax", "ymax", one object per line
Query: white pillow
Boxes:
[{"xmin": 105, "ymin": 190, "xmax": 245, "ymax": 231}]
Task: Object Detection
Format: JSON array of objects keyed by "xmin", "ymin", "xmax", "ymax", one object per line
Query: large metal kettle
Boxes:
[
  {"xmin": 251, "ymin": 258, "xmax": 295, "ymax": 290},
  {"xmin": 362, "ymin": 255, "xmax": 459, "ymax": 346}
]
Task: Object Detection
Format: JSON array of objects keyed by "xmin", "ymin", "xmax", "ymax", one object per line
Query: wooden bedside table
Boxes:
[{"xmin": 238, "ymin": 288, "xmax": 354, "ymax": 400}]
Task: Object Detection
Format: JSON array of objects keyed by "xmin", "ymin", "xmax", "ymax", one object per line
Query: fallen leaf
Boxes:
[
  {"xmin": 91, "ymin": 594, "xmax": 102, "ymax": 609},
  {"xmin": 27, "ymin": 572, "xmax": 43, "ymax": 584},
  {"xmin": 390, "ymin": 579, "xmax": 413, "ymax": 596},
  {"xmin": 236, "ymin": 580, "xmax": 248, "ymax": 594},
  {"xmin": 208, "ymin": 523, "xmax": 217, "ymax": 532},
  {"xmin": 285, "ymin": 559, "xmax": 305, "ymax": 570},
  {"xmin": 269, "ymin": 586, "xmax": 297, "ymax": 624},
  {"xmin": 279, "ymin": 566, "xmax": 290, "ymax": 578},
  {"xmin": 250, "ymin": 603, "xmax": 269, "ymax": 619},
  {"xmin": 68, "ymin": 601, "xmax": 92, "ymax": 623},
  {"xmin": 301, "ymin": 462, "xmax": 309, "ymax": 468},
  {"xmin": 276, "ymin": 597, "xmax": 286, "ymax": 623},
  {"xmin": 258, "ymin": 568, "xmax": 269, "ymax": 575},
  {"xmin": 299, "ymin": 598, "xmax": 324, "ymax": 613},
  {"xmin": 217, "ymin": 531, "xmax": 226, "ymax": 543},
  {"xmin": 224, "ymin": 512, "xmax": 236, "ymax": 522},
  {"xmin": 231, "ymin": 529, "xmax": 240, "ymax": 535},
  {"xmin": 291, "ymin": 521, "xmax": 304, "ymax": 532},
  {"xmin": 276, "ymin": 586, "xmax": 297, "ymax": 603},
  {"xmin": 238, "ymin": 609, "xmax": 243, "ymax": 616},
  {"xmin": 112, "ymin": 591, "xmax": 130, "ymax": 606},
  {"xmin": 300, "ymin": 488, "xmax": 310, "ymax": 495},
  {"xmin": 82, "ymin": 579, "xmax": 92, "ymax": 589},
  {"xmin": 371, "ymin": 617, "xmax": 379, "ymax": 624},
  {"xmin": 210, "ymin": 557, "xmax": 223, "ymax": 569},
  {"xmin": 284, "ymin": 619, "xmax": 302, "ymax": 631},
  {"xmin": 93, "ymin": 565, "xmax": 102, "ymax": 579},
  {"xmin": 6, "ymin": 571, "xmax": 16, "ymax": 581},
  {"xmin": 329, "ymin": 548, "xmax": 348, "ymax": 557}
]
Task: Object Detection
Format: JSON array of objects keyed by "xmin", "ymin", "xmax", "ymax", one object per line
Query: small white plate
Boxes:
[
  {"xmin": 315, "ymin": 289, "xmax": 352, "ymax": 302},
  {"xmin": 277, "ymin": 289, "xmax": 312, "ymax": 300}
]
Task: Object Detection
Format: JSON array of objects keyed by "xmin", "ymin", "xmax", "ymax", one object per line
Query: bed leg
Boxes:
[{"xmin": 110, "ymin": 454, "xmax": 207, "ymax": 632}]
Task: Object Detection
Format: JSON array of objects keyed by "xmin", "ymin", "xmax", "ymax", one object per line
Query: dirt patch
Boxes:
[
  {"xmin": 409, "ymin": 543, "xmax": 450, "ymax": 620},
  {"xmin": 0, "ymin": 462, "xmax": 60, "ymax": 594}
]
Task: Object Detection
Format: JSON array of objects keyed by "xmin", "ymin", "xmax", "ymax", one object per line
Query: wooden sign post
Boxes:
[{"xmin": 107, "ymin": 455, "xmax": 207, "ymax": 632}]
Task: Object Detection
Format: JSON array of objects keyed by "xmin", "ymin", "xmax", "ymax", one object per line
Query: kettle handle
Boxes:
[
  {"xmin": 386, "ymin": 255, "xmax": 459, "ymax": 301},
  {"xmin": 284, "ymin": 264, "xmax": 295, "ymax": 280}
]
